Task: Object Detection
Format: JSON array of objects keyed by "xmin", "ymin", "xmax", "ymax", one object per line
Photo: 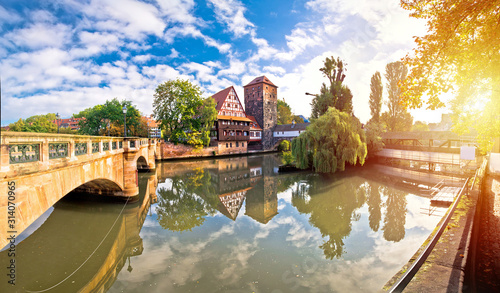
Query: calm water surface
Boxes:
[{"xmin": 1, "ymin": 154, "xmax": 448, "ymax": 293}]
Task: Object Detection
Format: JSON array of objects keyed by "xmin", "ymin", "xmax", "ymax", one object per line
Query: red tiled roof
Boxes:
[
  {"xmin": 143, "ymin": 116, "xmax": 160, "ymax": 128},
  {"xmin": 211, "ymin": 86, "xmax": 233, "ymax": 111},
  {"xmin": 243, "ymin": 76, "xmax": 277, "ymax": 88},
  {"xmin": 246, "ymin": 115, "xmax": 262, "ymax": 130}
]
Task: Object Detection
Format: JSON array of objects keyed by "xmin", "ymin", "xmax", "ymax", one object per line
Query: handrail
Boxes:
[
  {"xmin": 429, "ymin": 179, "xmax": 445, "ymax": 197},
  {"xmin": 470, "ymin": 157, "xmax": 488, "ymax": 191},
  {"xmin": 389, "ymin": 177, "xmax": 471, "ymax": 292}
]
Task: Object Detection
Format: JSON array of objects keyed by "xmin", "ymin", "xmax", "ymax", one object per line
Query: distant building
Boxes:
[
  {"xmin": 273, "ymin": 122, "xmax": 309, "ymax": 138},
  {"xmin": 54, "ymin": 117, "xmax": 84, "ymax": 131},
  {"xmin": 210, "ymin": 86, "xmax": 252, "ymax": 154},
  {"xmin": 1, "ymin": 126, "xmax": 10, "ymax": 131},
  {"xmin": 247, "ymin": 115, "xmax": 263, "ymax": 151},
  {"xmin": 429, "ymin": 114, "xmax": 452, "ymax": 131},
  {"xmin": 143, "ymin": 115, "xmax": 161, "ymax": 138},
  {"xmin": 244, "ymin": 76, "xmax": 278, "ymax": 149}
]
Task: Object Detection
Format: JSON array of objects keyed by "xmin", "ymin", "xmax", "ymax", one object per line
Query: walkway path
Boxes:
[{"xmin": 474, "ymin": 174, "xmax": 500, "ymax": 291}]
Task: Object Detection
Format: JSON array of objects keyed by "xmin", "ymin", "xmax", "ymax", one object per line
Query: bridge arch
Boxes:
[
  {"xmin": 71, "ymin": 178, "xmax": 123, "ymax": 196},
  {"xmin": 271, "ymin": 138, "xmax": 292, "ymax": 151},
  {"xmin": 137, "ymin": 156, "xmax": 149, "ymax": 171}
]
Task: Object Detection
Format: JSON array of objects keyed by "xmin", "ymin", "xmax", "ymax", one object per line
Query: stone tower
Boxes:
[{"xmin": 243, "ymin": 76, "xmax": 277, "ymax": 149}]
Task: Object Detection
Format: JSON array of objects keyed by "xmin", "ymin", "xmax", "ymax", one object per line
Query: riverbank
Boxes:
[
  {"xmin": 157, "ymin": 141, "xmax": 277, "ymax": 161},
  {"xmin": 383, "ymin": 158, "xmax": 493, "ymax": 292},
  {"xmin": 471, "ymin": 174, "xmax": 500, "ymax": 291},
  {"xmin": 383, "ymin": 180, "xmax": 477, "ymax": 292}
]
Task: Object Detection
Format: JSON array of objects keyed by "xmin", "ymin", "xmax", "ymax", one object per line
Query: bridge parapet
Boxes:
[{"xmin": 1, "ymin": 132, "xmax": 128, "ymax": 179}]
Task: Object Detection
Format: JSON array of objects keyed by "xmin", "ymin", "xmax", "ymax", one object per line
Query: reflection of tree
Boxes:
[
  {"xmin": 291, "ymin": 173, "xmax": 367, "ymax": 259},
  {"xmin": 156, "ymin": 168, "xmax": 218, "ymax": 232},
  {"xmin": 367, "ymin": 182, "xmax": 382, "ymax": 232},
  {"xmin": 382, "ymin": 189, "xmax": 407, "ymax": 242}
]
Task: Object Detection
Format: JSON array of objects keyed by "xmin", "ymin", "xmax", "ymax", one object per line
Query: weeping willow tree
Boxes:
[{"xmin": 291, "ymin": 107, "xmax": 367, "ymax": 173}]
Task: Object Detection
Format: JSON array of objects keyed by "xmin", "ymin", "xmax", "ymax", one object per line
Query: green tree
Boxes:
[
  {"xmin": 199, "ymin": 97, "xmax": 218, "ymax": 147},
  {"xmin": 365, "ymin": 121, "xmax": 384, "ymax": 159},
  {"xmin": 9, "ymin": 113, "xmax": 58, "ymax": 133},
  {"xmin": 291, "ymin": 107, "xmax": 367, "ymax": 173},
  {"xmin": 381, "ymin": 61, "xmax": 413, "ymax": 132},
  {"xmin": 277, "ymin": 99, "xmax": 293, "ymax": 125},
  {"xmin": 412, "ymin": 121, "xmax": 429, "ymax": 132},
  {"xmin": 292, "ymin": 115, "xmax": 305, "ymax": 124},
  {"xmin": 366, "ymin": 71, "xmax": 385, "ymax": 159},
  {"xmin": 153, "ymin": 79, "xmax": 204, "ymax": 144},
  {"xmin": 369, "ymin": 71, "xmax": 383, "ymax": 123},
  {"xmin": 311, "ymin": 56, "xmax": 353, "ymax": 118},
  {"xmin": 75, "ymin": 99, "xmax": 142, "ymax": 136},
  {"xmin": 400, "ymin": 0, "xmax": 500, "ymax": 152}
]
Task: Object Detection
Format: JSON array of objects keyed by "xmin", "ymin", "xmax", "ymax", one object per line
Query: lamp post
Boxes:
[
  {"xmin": 305, "ymin": 92, "xmax": 316, "ymax": 97},
  {"xmin": 122, "ymin": 105, "xmax": 127, "ymax": 138},
  {"xmin": 56, "ymin": 113, "xmax": 60, "ymax": 134}
]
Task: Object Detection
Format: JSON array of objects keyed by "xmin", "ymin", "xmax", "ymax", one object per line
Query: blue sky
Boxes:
[{"xmin": 0, "ymin": 0, "xmax": 444, "ymax": 126}]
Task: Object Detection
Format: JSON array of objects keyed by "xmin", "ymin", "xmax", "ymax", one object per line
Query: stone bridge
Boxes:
[
  {"xmin": 270, "ymin": 136, "xmax": 295, "ymax": 150},
  {"xmin": 0, "ymin": 132, "xmax": 160, "ymax": 249}
]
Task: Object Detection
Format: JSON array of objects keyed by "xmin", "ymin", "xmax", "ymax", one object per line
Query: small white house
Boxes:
[{"xmin": 273, "ymin": 122, "xmax": 309, "ymax": 138}]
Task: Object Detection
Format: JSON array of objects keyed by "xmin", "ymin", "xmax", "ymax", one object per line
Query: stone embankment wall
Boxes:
[
  {"xmin": 158, "ymin": 142, "xmax": 217, "ymax": 160},
  {"xmin": 157, "ymin": 141, "xmax": 269, "ymax": 160}
]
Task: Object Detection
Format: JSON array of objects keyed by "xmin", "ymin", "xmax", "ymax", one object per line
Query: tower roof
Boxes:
[{"xmin": 244, "ymin": 76, "xmax": 277, "ymax": 88}]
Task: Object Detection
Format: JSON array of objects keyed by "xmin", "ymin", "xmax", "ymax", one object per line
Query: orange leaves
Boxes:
[{"xmin": 400, "ymin": 0, "xmax": 500, "ymax": 110}]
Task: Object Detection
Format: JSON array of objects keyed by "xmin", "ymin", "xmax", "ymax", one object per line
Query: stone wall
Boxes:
[
  {"xmin": 217, "ymin": 141, "xmax": 247, "ymax": 155},
  {"xmin": 159, "ymin": 142, "xmax": 218, "ymax": 159}
]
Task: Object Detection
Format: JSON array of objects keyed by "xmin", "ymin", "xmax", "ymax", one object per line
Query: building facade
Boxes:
[
  {"xmin": 54, "ymin": 117, "xmax": 85, "ymax": 131},
  {"xmin": 143, "ymin": 115, "xmax": 161, "ymax": 138},
  {"xmin": 210, "ymin": 86, "xmax": 252, "ymax": 154},
  {"xmin": 244, "ymin": 76, "xmax": 278, "ymax": 150}
]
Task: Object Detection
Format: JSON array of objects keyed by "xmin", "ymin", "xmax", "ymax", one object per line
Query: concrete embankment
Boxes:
[{"xmin": 383, "ymin": 157, "xmax": 490, "ymax": 292}]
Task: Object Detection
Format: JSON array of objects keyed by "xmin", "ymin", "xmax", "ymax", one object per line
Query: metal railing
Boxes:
[{"xmin": 389, "ymin": 177, "xmax": 471, "ymax": 292}]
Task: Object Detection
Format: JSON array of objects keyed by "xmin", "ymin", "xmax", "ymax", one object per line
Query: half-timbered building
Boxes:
[{"xmin": 210, "ymin": 86, "xmax": 253, "ymax": 154}]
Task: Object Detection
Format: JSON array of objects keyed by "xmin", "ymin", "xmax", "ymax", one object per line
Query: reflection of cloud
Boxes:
[
  {"xmin": 275, "ymin": 216, "xmax": 322, "ymax": 248},
  {"xmin": 114, "ymin": 223, "xmax": 237, "ymax": 291},
  {"xmin": 278, "ymin": 189, "xmax": 293, "ymax": 203},
  {"xmin": 217, "ymin": 241, "xmax": 258, "ymax": 285}
]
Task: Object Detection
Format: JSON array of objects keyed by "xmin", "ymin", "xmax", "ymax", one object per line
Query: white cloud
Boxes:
[
  {"xmin": 180, "ymin": 62, "xmax": 215, "ymax": 82},
  {"xmin": 132, "ymin": 54, "xmax": 154, "ymax": 63},
  {"xmin": 206, "ymin": 0, "xmax": 254, "ymax": 37},
  {"xmin": 83, "ymin": 0, "xmax": 166, "ymax": 39},
  {"xmin": 156, "ymin": 0, "xmax": 198, "ymax": 25},
  {"xmin": 0, "ymin": 5, "xmax": 22, "ymax": 30},
  {"xmin": 4, "ymin": 22, "xmax": 72, "ymax": 49},
  {"xmin": 263, "ymin": 65, "xmax": 286, "ymax": 75}
]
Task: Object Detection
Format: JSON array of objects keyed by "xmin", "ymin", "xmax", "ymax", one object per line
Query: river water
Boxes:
[{"xmin": 1, "ymin": 154, "xmax": 450, "ymax": 293}]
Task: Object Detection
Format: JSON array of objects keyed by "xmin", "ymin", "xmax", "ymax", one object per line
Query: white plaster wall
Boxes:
[
  {"xmin": 489, "ymin": 153, "xmax": 500, "ymax": 174},
  {"xmin": 273, "ymin": 130, "xmax": 301, "ymax": 137}
]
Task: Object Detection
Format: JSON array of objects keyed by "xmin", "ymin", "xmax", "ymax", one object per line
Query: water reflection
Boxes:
[
  {"xmin": 0, "ymin": 172, "xmax": 158, "ymax": 293},
  {"xmin": 0, "ymin": 154, "xmax": 454, "ymax": 293}
]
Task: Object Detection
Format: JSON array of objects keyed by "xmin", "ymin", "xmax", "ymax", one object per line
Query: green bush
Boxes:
[
  {"xmin": 278, "ymin": 140, "xmax": 290, "ymax": 152},
  {"xmin": 281, "ymin": 151, "xmax": 295, "ymax": 165}
]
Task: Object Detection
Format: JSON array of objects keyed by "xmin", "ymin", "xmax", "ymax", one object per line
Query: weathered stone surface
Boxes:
[
  {"xmin": 244, "ymin": 76, "xmax": 278, "ymax": 150},
  {"xmin": 0, "ymin": 132, "xmax": 156, "ymax": 249}
]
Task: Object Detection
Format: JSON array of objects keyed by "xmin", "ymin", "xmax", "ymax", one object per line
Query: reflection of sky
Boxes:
[{"xmin": 110, "ymin": 179, "xmax": 446, "ymax": 293}]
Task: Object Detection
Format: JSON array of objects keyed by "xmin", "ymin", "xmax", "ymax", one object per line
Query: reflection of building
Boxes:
[
  {"xmin": 245, "ymin": 156, "xmax": 279, "ymax": 224},
  {"xmin": 210, "ymin": 157, "xmax": 254, "ymax": 220},
  {"xmin": 218, "ymin": 188, "xmax": 251, "ymax": 220},
  {"xmin": 245, "ymin": 178, "xmax": 278, "ymax": 224}
]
